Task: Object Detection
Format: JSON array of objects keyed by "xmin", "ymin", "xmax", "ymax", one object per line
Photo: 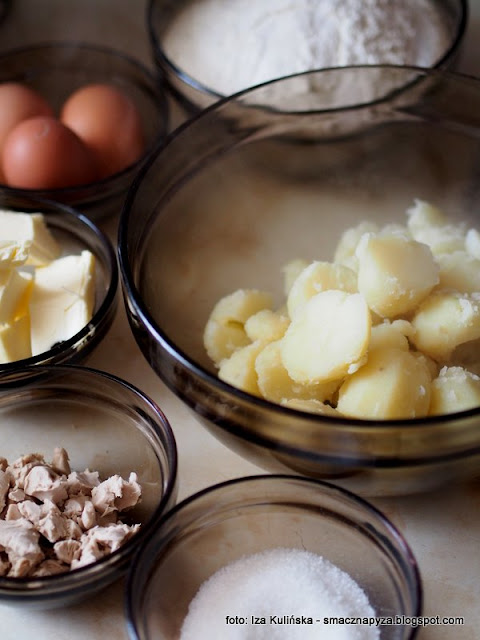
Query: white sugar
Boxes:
[{"xmin": 180, "ymin": 548, "xmax": 380, "ymax": 639}]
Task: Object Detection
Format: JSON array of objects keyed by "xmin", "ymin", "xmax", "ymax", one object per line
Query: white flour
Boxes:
[
  {"xmin": 179, "ymin": 548, "xmax": 380, "ymax": 639},
  {"xmin": 164, "ymin": 0, "xmax": 451, "ymax": 97}
]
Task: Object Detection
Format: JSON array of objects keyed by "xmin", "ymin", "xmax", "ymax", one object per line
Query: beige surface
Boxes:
[{"xmin": 0, "ymin": 1, "xmax": 479, "ymax": 639}]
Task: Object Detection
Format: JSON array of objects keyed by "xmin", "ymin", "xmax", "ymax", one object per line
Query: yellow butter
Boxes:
[
  {"xmin": 0, "ymin": 314, "xmax": 32, "ymax": 363},
  {"xmin": 0, "ymin": 269, "xmax": 33, "ymax": 325},
  {"xmin": 29, "ymin": 250, "xmax": 96, "ymax": 355},
  {"xmin": 0, "ymin": 210, "xmax": 60, "ymax": 266}
]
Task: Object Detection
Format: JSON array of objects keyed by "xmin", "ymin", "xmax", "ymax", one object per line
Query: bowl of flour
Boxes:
[{"xmin": 147, "ymin": 0, "xmax": 467, "ymax": 112}]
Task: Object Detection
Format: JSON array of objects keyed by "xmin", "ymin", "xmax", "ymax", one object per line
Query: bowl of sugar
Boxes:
[
  {"xmin": 147, "ymin": 0, "xmax": 467, "ymax": 113},
  {"xmin": 125, "ymin": 475, "xmax": 421, "ymax": 639}
]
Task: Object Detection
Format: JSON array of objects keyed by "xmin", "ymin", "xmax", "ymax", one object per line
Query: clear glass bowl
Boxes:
[
  {"xmin": 147, "ymin": 0, "xmax": 467, "ymax": 113},
  {"xmin": 125, "ymin": 475, "xmax": 421, "ymax": 639},
  {"xmin": 0, "ymin": 364, "xmax": 178, "ymax": 608},
  {"xmin": 119, "ymin": 66, "xmax": 480, "ymax": 497},
  {"xmin": 0, "ymin": 42, "xmax": 168, "ymax": 220},
  {"xmin": 0, "ymin": 194, "xmax": 118, "ymax": 386}
]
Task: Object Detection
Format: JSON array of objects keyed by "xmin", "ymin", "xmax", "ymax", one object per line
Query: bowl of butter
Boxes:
[
  {"xmin": 0, "ymin": 196, "xmax": 117, "ymax": 385},
  {"xmin": 119, "ymin": 66, "xmax": 480, "ymax": 497}
]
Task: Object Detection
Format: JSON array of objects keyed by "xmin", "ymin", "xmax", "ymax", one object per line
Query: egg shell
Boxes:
[
  {"xmin": 60, "ymin": 83, "xmax": 145, "ymax": 179},
  {"xmin": 0, "ymin": 82, "xmax": 54, "ymax": 153},
  {"xmin": 2, "ymin": 116, "xmax": 99, "ymax": 190}
]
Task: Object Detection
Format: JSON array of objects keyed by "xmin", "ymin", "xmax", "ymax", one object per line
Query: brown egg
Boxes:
[
  {"xmin": 0, "ymin": 83, "xmax": 54, "ymax": 150},
  {"xmin": 2, "ymin": 116, "xmax": 98, "ymax": 190},
  {"xmin": 60, "ymin": 83, "xmax": 145, "ymax": 179}
]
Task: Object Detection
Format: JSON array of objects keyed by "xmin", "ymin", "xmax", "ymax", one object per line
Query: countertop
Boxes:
[{"xmin": 0, "ymin": 1, "xmax": 479, "ymax": 639}]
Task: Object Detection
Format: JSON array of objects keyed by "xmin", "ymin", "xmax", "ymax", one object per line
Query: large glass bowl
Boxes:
[
  {"xmin": 0, "ymin": 364, "xmax": 178, "ymax": 608},
  {"xmin": 0, "ymin": 42, "xmax": 168, "ymax": 220},
  {"xmin": 119, "ymin": 66, "xmax": 480, "ymax": 497},
  {"xmin": 125, "ymin": 475, "xmax": 421, "ymax": 639}
]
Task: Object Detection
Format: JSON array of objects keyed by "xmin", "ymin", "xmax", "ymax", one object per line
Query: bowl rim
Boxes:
[
  {"xmin": 0, "ymin": 363, "xmax": 178, "ymax": 596},
  {"xmin": 118, "ymin": 63, "xmax": 480, "ymax": 432},
  {"xmin": 146, "ymin": 0, "xmax": 468, "ymax": 101},
  {"xmin": 0, "ymin": 39, "xmax": 168, "ymax": 197},
  {"xmin": 0, "ymin": 196, "xmax": 119, "ymax": 374},
  {"xmin": 125, "ymin": 473, "xmax": 423, "ymax": 639}
]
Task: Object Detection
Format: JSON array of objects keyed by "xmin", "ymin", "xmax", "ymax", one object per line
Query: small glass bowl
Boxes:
[
  {"xmin": 0, "ymin": 195, "xmax": 118, "ymax": 386},
  {"xmin": 119, "ymin": 66, "xmax": 480, "ymax": 497},
  {"xmin": 0, "ymin": 364, "xmax": 178, "ymax": 609},
  {"xmin": 125, "ymin": 475, "xmax": 421, "ymax": 639},
  {"xmin": 147, "ymin": 0, "xmax": 467, "ymax": 113},
  {"xmin": 0, "ymin": 41, "xmax": 168, "ymax": 220}
]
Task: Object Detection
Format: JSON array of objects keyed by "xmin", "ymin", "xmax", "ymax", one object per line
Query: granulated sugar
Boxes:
[
  {"xmin": 164, "ymin": 0, "xmax": 451, "ymax": 96},
  {"xmin": 179, "ymin": 548, "xmax": 380, "ymax": 639}
]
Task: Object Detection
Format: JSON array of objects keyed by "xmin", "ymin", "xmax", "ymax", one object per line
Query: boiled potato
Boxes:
[
  {"xmin": 411, "ymin": 291, "xmax": 480, "ymax": 361},
  {"xmin": 204, "ymin": 199, "xmax": 480, "ymax": 418},
  {"xmin": 356, "ymin": 232, "xmax": 439, "ymax": 318},
  {"xmin": 203, "ymin": 288, "xmax": 272, "ymax": 365},
  {"xmin": 333, "ymin": 221, "xmax": 378, "ymax": 266},
  {"xmin": 406, "ymin": 199, "xmax": 465, "ymax": 255},
  {"xmin": 369, "ymin": 319, "xmax": 413, "ymax": 352},
  {"xmin": 218, "ymin": 340, "xmax": 265, "ymax": 396},
  {"xmin": 465, "ymin": 228, "xmax": 480, "ymax": 259},
  {"xmin": 282, "ymin": 290, "xmax": 371, "ymax": 384},
  {"xmin": 436, "ymin": 250, "xmax": 480, "ymax": 293},
  {"xmin": 282, "ymin": 258, "xmax": 309, "ymax": 296},
  {"xmin": 287, "ymin": 260, "xmax": 357, "ymax": 319},
  {"xmin": 406, "ymin": 199, "xmax": 448, "ymax": 234},
  {"xmin": 337, "ymin": 347, "xmax": 432, "ymax": 419},
  {"xmin": 203, "ymin": 321, "xmax": 250, "ymax": 366},
  {"xmin": 281, "ymin": 397, "xmax": 341, "ymax": 417},
  {"xmin": 255, "ymin": 339, "xmax": 339, "ymax": 403},
  {"xmin": 430, "ymin": 366, "xmax": 480, "ymax": 415},
  {"xmin": 244, "ymin": 309, "xmax": 289, "ymax": 343}
]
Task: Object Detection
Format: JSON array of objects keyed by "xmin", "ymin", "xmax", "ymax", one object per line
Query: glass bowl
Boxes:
[
  {"xmin": 0, "ymin": 194, "xmax": 118, "ymax": 386},
  {"xmin": 0, "ymin": 41, "xmax": 168, "ymax": 220},
  {"xmin": 147, "ymin": 0, "xmax": 467, "ymax": 113},
  {"xmin": 0, "ymin": 364, "xmax": 178, "ymax": 608},
  {"xmin": 125, "ymin": 475, "xmax": 421, "ymax": 639},
  {"xmin": 119, "ymin": 66, "xmax": 480, "ymax": 497}
]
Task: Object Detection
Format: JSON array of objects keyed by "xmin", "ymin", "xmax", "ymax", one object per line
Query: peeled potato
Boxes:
[
  {"xmin": 369, "ymin": 319, "xmax": 413, "ymax": 352},
  {"xmin": 203, "ymin": 288, "xmax": 272, "ymax": 365},
  {"xmin": 218, "ymin": 340, "xmax": 266, "ymax": 396},
  {"xmin": 209, "ymin": 289, "xmax": 273, "ymax": 324},
  {"xmin": 281, "ymin": 397, "xmax": 341, "ymax": 417},
  {"xmin": 282, "ymin": 258, "xmax": 309, "ymax": 296},
  {"xmin": 337, "ymin": 347, "xmax": 432, "ymax": 419},
  {"xmin": 465, "ymin": 228, "xmax": 480, "ymax": 259},
  {"xmin": 333, "ymin": 221, "xmax": 378, "ymax": 266},
  {"xmin": 411, "ymin": 291, "xmax": 480, "ymax": 361},
  {"xmin": 255, "ymin": 339, "xmax": 339, "ymax": 404},
  {"xmin": 244, "ymin": 309, "xmax": 289, "ymax": 343},
  {"xmin": 406, "ymin": 199, "xmax": 465, "ymax": 255},
  {"xmin": 430, "ymin": 366, "xmax": 480, "ymax": 415},
  {"xmin": 436, "ymin": 250, "xmax": 480, "ymax": 293},
  {"xmin": 203, "ymin": 320, "xmax": 250, "ymax": 366},
  {"xmin": 406, "ymin": 199, "xmax": 448, "ymax": 234},
  {"xmin": 356, "ymin": 232, "xmax": 439, "ymax": 318},
  {"xmin": 281, "ymin": 290, "xmax": 371, "ymax": 384},
  {"xmin": 287, "ymin": 261, "xmax": 357, "ymax": 319}
]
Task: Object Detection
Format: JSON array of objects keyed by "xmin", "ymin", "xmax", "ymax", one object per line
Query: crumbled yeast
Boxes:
[{"xmin": 0, "ymin": 448, "xmax": 142, "ymax": 577}]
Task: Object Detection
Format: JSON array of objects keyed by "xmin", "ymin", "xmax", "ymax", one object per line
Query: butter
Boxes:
[
  {"xmin": 0, "ymin": 269, "xmax": 33, "ymax": 325},
  {"xmin": 29, "ymin": 250, "xmax": 96, "ymax": 355},
  {"xmin": 0, "ymin": 241, "xmax": 29, "ymax": 270},
  {"xmin": 0, "ymin": 210, "xmax": 60, "ymax": 266},
  {"xmin": 0, "ymin": 314, "xmax": 32, "ymax": 363}
]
